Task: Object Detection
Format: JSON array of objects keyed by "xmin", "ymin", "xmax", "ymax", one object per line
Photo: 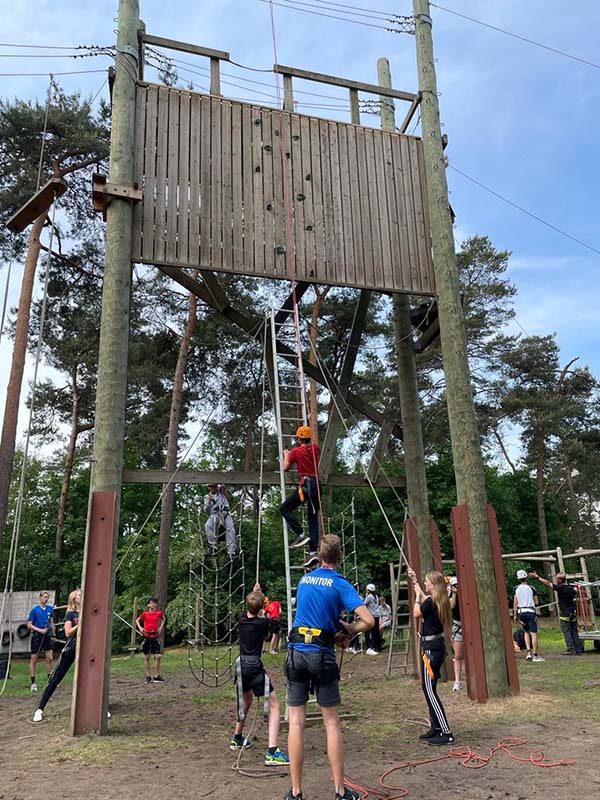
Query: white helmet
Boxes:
[
  {"xmin": 516, "ymin": 569, "xmax": 528, "ymax": 580},
  {"xmin": 366, "ymin": 583, "xmax": 376, "ymax": 592}
]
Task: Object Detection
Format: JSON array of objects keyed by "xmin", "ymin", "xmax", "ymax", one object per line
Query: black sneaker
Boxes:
[
  {"xmin": 283, "ymin": 790, "xmax": 303, "ymax": 800},
  {"xmin": 153, "ymin": 675, "xmax": 166, "ymax": 682},
  {"xmin": 336, "ymin": 789, "xmax": 360, "ymax": 800},
  {"xmin": 302, "ymin": 552, "xmax": 319, "ymax": 569},
  {"xmin": 290, "ymin": 534, "xmax": 310, "ymax": 549},
  {"xmin": 419, "ymin": 728, "xmax": 437, "ymax": 740},
  {"xmin": 144, "ymin": 675, "xmax": 152, "ymax": 684},
  {"xmin": 428, "ymin": 732, "xmax": 455, "ymax": 746}
]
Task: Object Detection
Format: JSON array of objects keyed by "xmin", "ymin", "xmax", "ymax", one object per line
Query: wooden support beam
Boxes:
[
  {"xmin": 319, "ymin": 290, "xmax": 373, "ymax": 481},
  {"xmin": 283, "ymin": 74, "xmax": 294, "ymax": 111},
  {"xmin": 274, "ymin": 64, "xmax": 417, "ymax": 103},
  {"xmin": 210, "ymin": 57, "xmax": 221, "ymax": 96},
  {"xmin": 157, "ymin": 266, "xmax": 402, "ymax": 437},
  {"xmin": 6, "ymin": 178, "xmax": 68, "ymax": 232},
  {"xmin": 122, "ymin": 468, "xmax": 405, "ymax": 488},
  {"xmin": 349, "ymin": 88, "xmax": 360, "ymax": 125},
  {"xmin": 398, "ymin": 93, "xmax": 422, "ymax": 133},
  {"xmin": 365, "ymin": 417, "xmax": 395, "ymax": 483},
  {"xmin": 141, "ymin": 33, "xmax": 229, "ymax": 62},
  {"xmin": 71, "ymin": 492, "xmax": 116, "ymax": 735}
]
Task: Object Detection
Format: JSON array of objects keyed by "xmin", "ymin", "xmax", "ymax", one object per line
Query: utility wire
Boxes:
[
  {"xmin": 431, "ymin": 3, "xmax": 600, "ymax": 71},
  {"xmin": 0, "ymin": 69, "xmax": 107, "ymax": 77},
  {"xmin": 279, "ymin": 0, "xmax": 399, "ymax": 23},
  {"xmin": 259, "ymin": 0, "xmax": 397, "ymax": 31},
  {"xmin": 448, "ymin": 164, "xmax": 600, "ymax": 257}
]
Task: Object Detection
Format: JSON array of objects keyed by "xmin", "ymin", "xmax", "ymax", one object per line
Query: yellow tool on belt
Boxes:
[
  {"xmin": 298, "ymin": 626, "xmax": 322, "ymax": 644},
  {"xmin": 422, "ymin": 651, "xmax": 435, "ymax": 679}
]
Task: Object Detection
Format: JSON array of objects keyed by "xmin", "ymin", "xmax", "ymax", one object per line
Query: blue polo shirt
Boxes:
[
  {"xmin": 291, "ymin": 567, "xmax": 363, "ymax": 651},
  {"xmin": 28, "ymin": 604, "xmax": 54, "ymax": 632}
]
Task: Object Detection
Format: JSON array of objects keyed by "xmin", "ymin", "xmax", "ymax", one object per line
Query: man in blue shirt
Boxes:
[
  {"xmin": 27, "ymin": 591, "xmax": 55, "ymax": 692},
  {"xmin": 283, "ymin": 534, "xmax": 374, "ymax": 800}
]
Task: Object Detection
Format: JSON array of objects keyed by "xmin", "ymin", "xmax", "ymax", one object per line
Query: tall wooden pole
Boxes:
[
  {"xmin": 377, "ymin": 57, "xmax": 431, "ymax": 572},
  {"xmin": 412, "ymin": 0, "xmax": 508, "ymax": 696},
  {"xmin": 72, "ymin": 0, "xmax": 140, "ymax": 733}
]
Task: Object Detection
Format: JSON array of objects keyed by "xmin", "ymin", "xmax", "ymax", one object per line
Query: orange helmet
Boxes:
[{"xmin": 296, "ymin": 425, "xmax": 312, "ymax": 439}]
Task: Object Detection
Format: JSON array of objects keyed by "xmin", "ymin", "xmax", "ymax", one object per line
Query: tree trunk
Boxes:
[
  {"xmin": 154, "ymin": 285, "xmax": 198, "ymax": 627},
  {"xmin": 534, "ymin": 445, "xmax": 552, "ymax": 582},
  {"xmin": 54, "ymin": 365, "xmax": 81, "ymax": 604},
  {"xmin": 308, "ymin": 287, "xmax": 329, "ymax": 443},
  {"xmin": 0, "ymin": 212, "xmax": 46, "ymax": 558},
  {"xmin": 563, "ymin": 455, "xmax": 583, "ymax": 548}
]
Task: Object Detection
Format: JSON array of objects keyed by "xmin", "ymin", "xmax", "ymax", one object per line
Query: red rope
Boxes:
[{"xmin": 344, "ymin": 737, "xmax": 575, "ymax": 799}]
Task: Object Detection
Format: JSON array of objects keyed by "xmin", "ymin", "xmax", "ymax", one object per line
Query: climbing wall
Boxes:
[{"xmin": 132, "ymin": 82, "xmax": 435, "ymax": 295}]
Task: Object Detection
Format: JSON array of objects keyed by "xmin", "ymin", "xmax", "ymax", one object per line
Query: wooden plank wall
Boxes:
[{"xmin": 132, "ymin": 81, "xmax": 435, "ymax": 295}]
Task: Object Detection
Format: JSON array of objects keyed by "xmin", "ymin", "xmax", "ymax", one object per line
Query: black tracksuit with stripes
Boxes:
[{"xmin": 420, "ymin": 598, "xmax": 451, "ymax": 736}]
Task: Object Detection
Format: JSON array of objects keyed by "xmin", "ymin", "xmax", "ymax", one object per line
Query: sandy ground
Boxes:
[{"xmin": 0, "ymin": 650, "xmax": 597, "ymax": 800}]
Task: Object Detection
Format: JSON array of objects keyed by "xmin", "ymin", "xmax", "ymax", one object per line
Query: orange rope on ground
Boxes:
[{"xmin": 345, "ymin": 737, "xmax": 575, "ymax": 799}]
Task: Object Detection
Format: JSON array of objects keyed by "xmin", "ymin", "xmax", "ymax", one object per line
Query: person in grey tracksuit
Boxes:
[{"xmin": 204, "ymin": 484, "xmax": 237, "ymax": 557}]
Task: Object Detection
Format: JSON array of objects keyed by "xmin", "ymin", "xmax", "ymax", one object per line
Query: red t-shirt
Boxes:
[
  {"xmin": 138, "ymin": 610, "xmax": 164, "ymax": 638},
  {"xmin": 265, "ymin": 600, "xmax": 281, "ymax": 620},
  {"xmin": 288, "ymin": 443, "xmax": 320, "ymax": 477}
]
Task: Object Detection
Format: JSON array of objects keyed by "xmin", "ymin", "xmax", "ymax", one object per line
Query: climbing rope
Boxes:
[
  {"xmin": 344, "ymin": 737, "xmax": 575, "ymax": 799},
  {"xmin": 0, "ymin": 197, "xmax": 58, "ymax": 698}
]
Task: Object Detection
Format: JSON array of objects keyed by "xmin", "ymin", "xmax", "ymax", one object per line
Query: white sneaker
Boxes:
[
  {"xmin": 30, "ymin": 683, "xmax": 38, "ymax": 692},
  {"xmin": 366, "ymin": 648, "xmax": 378, "ymax": 656},
  {"xmin": 452, "ymin": 681, "xmax": 462, "ymax": 692},
  {"xmin": 525, "ymin": 652, "xmax": 533, "ymax": 661},
  {"xmin": 107, "ymin": 711, "xmax": 112, "ymax": 719},
  {"xmin": 532, "ymin": 655, "xmax": 545, "ymax": 662},
  {"xmin": 33, "ymin": 709, "xmax": 43, "ymax": 723},
  {"xmin": 347, "ymin": 647, "xmax": 357, "ymax": 655}
]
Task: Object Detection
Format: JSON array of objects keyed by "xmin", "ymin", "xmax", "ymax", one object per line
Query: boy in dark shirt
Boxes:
[
  {"xmin": 231, "ymin": 583, "xmax": 289, "ymax": 766},
  {"xmin": 530, "ymin": 571, "xmax": 584, "ymax": 655}
]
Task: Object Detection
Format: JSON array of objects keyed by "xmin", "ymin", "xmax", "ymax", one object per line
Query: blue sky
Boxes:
[{"xmin": 1, "ymin": 0, "xmax": 599, "ymax": 444}]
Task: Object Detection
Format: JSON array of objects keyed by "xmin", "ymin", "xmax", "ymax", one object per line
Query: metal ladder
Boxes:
[
  {"xmin": 269, "ymin": 304, "xmax": 309, "ymax": 633},
  {"xmin": 386, "ymin": 541, "xmax": 413, "ymax": 677}
]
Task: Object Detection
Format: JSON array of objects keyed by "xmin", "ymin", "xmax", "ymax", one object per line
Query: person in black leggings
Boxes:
[
  {"xmin": 32, "ymin": 589, "xmax": 80, "ymax": 722},
  {"xmin": 407, "ymin": 568, "xmax": 454, "ymax": 746}
]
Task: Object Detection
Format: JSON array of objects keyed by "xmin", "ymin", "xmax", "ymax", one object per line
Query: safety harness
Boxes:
[{"xmin": 235, "ymin": 655, "xmax": 270, "ymax": 722}]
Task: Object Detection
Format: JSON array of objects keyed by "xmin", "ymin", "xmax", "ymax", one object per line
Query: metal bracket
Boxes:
[{"xmin": 92, "ymin": 173, "xmax": 142, "ymax": 220}]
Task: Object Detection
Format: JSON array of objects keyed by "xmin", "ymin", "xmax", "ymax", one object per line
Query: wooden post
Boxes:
[
  {"xmin": 404, "ymin": 518, "xmax": 422, "ymax": 679},
  {"xmin": 451, "ymin": 505, "xmax": 487, "ymax": 703},
  {"xmin": 413, "ymin": 0, "xmax": 509, "ymax": 697},
  {"xmin": 210, "ymin": 58, "xmax": 221, "ymax": 96},
  {"xmin": 72, "ymin": 0, "xmax": 139, "ymax": 735},
  {"xmin": 378, "ymin": 57, "xmax": 432, "ymax": 565},
  {"xmin": 349, "ymin": 88, "xmax": 360, "ymax": 125},
  {"xmin": 283, "ymin": 74, "xmax": 294, "ymax": 111}
]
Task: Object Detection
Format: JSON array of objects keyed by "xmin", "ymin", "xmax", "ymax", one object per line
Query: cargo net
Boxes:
[{"xmin": 187, "ymin": 490, "xmax": 246, "ymax": 688}]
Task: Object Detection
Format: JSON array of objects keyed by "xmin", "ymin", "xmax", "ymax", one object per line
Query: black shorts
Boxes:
[
  {"xmin": 240, "ymin": 660, "xmax": 273, "ymax": 697},
  {"xmin": 142, "ymin": 636, "xmax": 161, "ymax": 655},
  {"xmin": 31, "ymin": 633, "xmax": 53, "ymax": 654},
  {"xmin": 270, "ymin": 620, "xmax": 281, "ymax": 634},
  {"xmin": 285, "ymin": 648, "xmax": 340, "ymax": 707}
]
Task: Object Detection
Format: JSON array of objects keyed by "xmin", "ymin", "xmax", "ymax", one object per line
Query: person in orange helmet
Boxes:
[{"xmin": 280, "ymin": 425, "xmax": 321, "ymax": 568}]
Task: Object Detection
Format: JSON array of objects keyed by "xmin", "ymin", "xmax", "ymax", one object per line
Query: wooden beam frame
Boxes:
[
  {"xmin": 274, "ymin": 64, "xmax": 417, "ymax": 103},
  {"xmin": 157, "ymin": 266, "xmax": 403, "ymax": 437},
  {"xmin": 141, "ymin": 33, "xmax": 229, "ymax": 62},
  {"xmin": 122, "ymin": 468, "xmax": 405, "ymax": 488},
  {"xmin": 6, "ymin": 178, "xmax": 68, "ymax": 232}
]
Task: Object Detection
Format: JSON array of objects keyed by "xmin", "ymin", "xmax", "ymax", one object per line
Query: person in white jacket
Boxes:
[{"xmin": 364, "ymin": 584, "xmax": 382, "ymax": 654}]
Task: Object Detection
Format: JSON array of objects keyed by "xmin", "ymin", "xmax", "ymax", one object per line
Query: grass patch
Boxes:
[{"xmin": 61, "ymin": 731, "xmax": 179, "ymax": 766}]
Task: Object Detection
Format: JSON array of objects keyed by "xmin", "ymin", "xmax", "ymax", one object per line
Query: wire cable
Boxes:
[
  {"xmin": 431, "ymin": 3, "xmax": 600, "ymax": 71},
  {"xmin": 448, "ymin": 164, "xmax": 600, "ymax": 257}
]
